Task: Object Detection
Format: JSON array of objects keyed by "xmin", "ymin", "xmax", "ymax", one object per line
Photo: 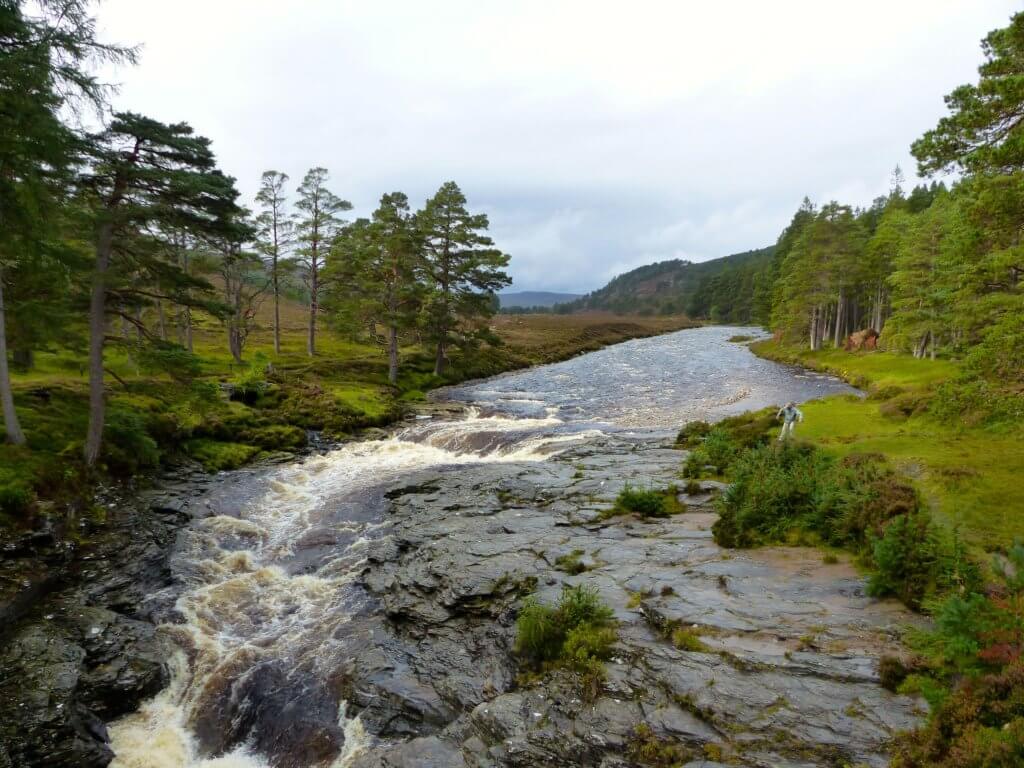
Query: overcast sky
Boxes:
[{"xmin": 94, "ymin": 1, "xmax": 1017, "ymax": 293}]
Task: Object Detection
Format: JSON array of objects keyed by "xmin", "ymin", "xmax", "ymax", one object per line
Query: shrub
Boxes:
[
  {"xmin": 626, "ymin": 723, "xmax": 694, "ymax": 767},
  {"xmin": 555, "ymin": 549, "xmax": 588, "ymax": 575},
  {"xmin": 879, "ymin": 655, "xmax": 912, "ymax": 692},
  {"xmin": 562, "ymin": 624, "xmax": 617, "ymax": 667},
  {"xmin": 231, "ymin": 354, "xmax": 272, "ymax": 405},
  {"xmin": 102, "ymin": 409, "xmax": 161, "ymax": 474},
  {"xmin": 514, "ymin": 599, "xmax": 564, "ymax": 664},
  {"xmin": 712, "ymin": 444, "xmax": 923, "ymax": 552},
  {"xmin": 676, "ymin": 420, "xmax": 711, "ymax": 448},
  {"xmin": 514, "ymin": 584, "xmax": 616, "ymax": 673},
  {"xmin": 615, "ymin": 484, "xmax": 668, "ymax": 518},
  {"xmin": 712, "ymin": 442, "xmax": 821, "ymax": 547},
  {"xmin": 0, "ymin": 483, "xmax": 33, "ymax": 515},
  {"xmin": 890, "ymin": 662, "xmax": 1024, "ymax": 767},
  {"xmin": 680, "ymin": 409, "xmax": 776, "ymax": 478},
  {"xmin": 867, "ymin": 514, "xmax": 939, "ymax": 610},
  {"xmin": 683, "ymin": 479, "xmax": 702, "ymax": 495}
]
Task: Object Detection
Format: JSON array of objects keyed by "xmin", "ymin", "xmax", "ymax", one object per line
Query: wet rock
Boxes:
[
  {"xmin": 0, "ymin": 483, "xmax": 198, "ymax": 768},
  {"xmin": 344, "ymin": 433, "xmax": 926, "ymax": 767}
]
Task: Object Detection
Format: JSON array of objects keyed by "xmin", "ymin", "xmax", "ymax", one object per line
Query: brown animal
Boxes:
[{"xmin": 845, "ymin": 328, "xmax": 880, "ymax": 351}]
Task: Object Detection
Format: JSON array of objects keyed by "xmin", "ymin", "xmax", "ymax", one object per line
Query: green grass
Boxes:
[
  {"xmin": 3, "ymin": 300, "xmax": 691, "ymax": 529},
  {"xmin": 751, "ymin": 340, "xmax": 1024, "ymax": 550}
]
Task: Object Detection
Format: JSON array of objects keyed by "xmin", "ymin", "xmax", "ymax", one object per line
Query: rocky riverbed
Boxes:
[
  {"xmin": 344, "ymin": 431, "xmax": 925, "ymax": 767},
  {"xmin": 0, "ymin": 327, "xmax": 920, "ymax": 767}
]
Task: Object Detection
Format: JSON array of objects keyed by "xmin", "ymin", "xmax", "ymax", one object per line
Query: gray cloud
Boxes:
[{"xmin": 96, "ymin": 0, "xmax": 1018, "ymax": 292}]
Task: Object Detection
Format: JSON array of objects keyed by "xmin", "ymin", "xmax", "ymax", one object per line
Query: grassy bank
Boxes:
[
  {"xmin": 680, "ymin": 339, "xmax": 1024, "ymax": 764},
  {"xmin": 748, "ymin": 340, "xmax": 1023, "ymax": 551},
  {"xmin": 0, "ymin": 302, "xmax": 695, "ymax": 528}
]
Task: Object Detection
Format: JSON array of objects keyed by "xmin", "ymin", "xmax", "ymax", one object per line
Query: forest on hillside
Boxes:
[
  {"xmin": 556, "ymin": 246, "xmax": 773, "ymax": 317},
  {"xmin": 0, "ymin": 1, "xmax": 511, "ymax": 468}
]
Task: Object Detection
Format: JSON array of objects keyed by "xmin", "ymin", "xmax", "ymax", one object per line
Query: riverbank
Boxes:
[
  {"xmin": 746, "ymin": 339, "xmax": 1024, "ymax": 551},
  {"xmin": 0, "ymin": 310, "xmax": 696, "ymax": 534},
  {"xmin": 0, "ymin": 312, "xmax": 692, "ymax": 767}
]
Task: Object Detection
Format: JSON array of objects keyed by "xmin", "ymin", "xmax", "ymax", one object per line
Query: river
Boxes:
[{"xmin": 108, "ymin": 326, "xmax": 901, "ymax": 768}]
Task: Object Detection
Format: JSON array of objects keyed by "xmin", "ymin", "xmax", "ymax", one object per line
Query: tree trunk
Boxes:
[
  {"xmin": 833, "ymin": 293, "xmax": 844, "ymax": 348},
  {"xmin": 307, "ymin": 252, "xmax": 317, "ymax": 357},
  {"xmin": 388, "ymin": 325, "xmax": 399, "ymax": 384},
  {"xmin": 434, "ymin": 339, "xmax": 445, "ymax": 376},
  {"xmin": 157, "ymin": 300, "xmax": 167, "ymax": 341},
  {"xmin": 85, "ymin": 222, "xmax": 113, "ymax": 466},
  {"xmin": 0, "ymin": 271, "xmax": 26, "ymax": 445},
  {"xmin": 273, "ymin": 260, "xmax": 281, "ymax": 355},
  {"xmin": 809, "ymin": 306, "xmax": 819, "ymax": 351}
]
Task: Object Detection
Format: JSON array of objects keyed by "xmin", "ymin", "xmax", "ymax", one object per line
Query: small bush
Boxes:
[
  {"xmin": 563, "ymin": 623, "xmax": 617, "ymax": 667},
  {"xmin": 102, "ymin": 409, "xmax": 161, "ymax": 474},
  {"xmin": 231, "ymin": 354, "xmax": 270, "ymax": 405},
  {"xmin": 0, "ymin": 483, "xmax": 33, "ymax": 515},
  {"xmin": 879, "ymin": 655, "xmax": 912, "ymax": 692},
  {"xmin": 891, "ymin": 662, "xmax": 1024, "ymax": 767},
  {"xmin": 554, "ymin": 549, "xmax": 589, "ymax": 575},
  {"xmin": 713, "ymin": 443, "xmax": 922, "ymax": 551},
  {"xmin": 683, "ymin": 479, "xmax": 703, "ymax": 495},
  {"xmin": 676, "ymin": 420, "xmax": 711, "ymax": 448},
  {"xmin": 515, "ymin": 584, "xmax": 617, "ymax": 677},
  {"xmin": 680, "ymin": 409, "xmax": 776, "ymax": 478},
  {"xmin": 514, "ymin": 599, "xmax": 564, "ymax": 664},
  {"xmin": 615, "ymin": 484, "xmax": 668, "ymax": 518},
  {"xmin": 867, "ymin": 514, "xmax": 938, "ymax": 609}
]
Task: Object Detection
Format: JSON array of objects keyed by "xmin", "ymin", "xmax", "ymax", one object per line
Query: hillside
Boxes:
[
  {"xmin": 498, "ymin": 290, "xmax": 581, "ymax": 309},
  {"xmin": 560, "ymin": 246, "xmax": 773, "ymax": 316}
]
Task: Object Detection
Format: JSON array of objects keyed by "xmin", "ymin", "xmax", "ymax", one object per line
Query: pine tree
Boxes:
[
  {"xmin": 417, "ymin": 182, "xmax": 511, "ymax": 375},
  {"xmin": 327, "ymin": 193, "xmax": 423, "ymax": 384},
  {"xmin": 295, "ymin": 167, "xmax": 351, "ymax": 356},
  {"xmin": 255, "ymin": 170, "xmax": 293, "ymax": 354},
  {"xmin": 80, "ymin": 113, "xmax": 236, "ymax": 466},
  {"xmin": 886, "ymin": 192, "xmax": 960, "ymax": 358},
  {"xmin": 0, "ymin": 0, "xmax": 134, "ymax": 445}
]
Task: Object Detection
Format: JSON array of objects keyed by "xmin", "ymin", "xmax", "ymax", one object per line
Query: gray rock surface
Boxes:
[{"xmin": 345, "ymin": 433, "xmax": 926, "ymax": 767}]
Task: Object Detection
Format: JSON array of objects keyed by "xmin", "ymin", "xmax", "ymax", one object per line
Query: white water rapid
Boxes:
[{"xmin": 108, "ymin": 409, "xmax": 594, "ymax": 768}]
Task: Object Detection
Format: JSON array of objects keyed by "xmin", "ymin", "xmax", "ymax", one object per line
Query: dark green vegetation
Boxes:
[
  {"xmin": 558, "ymin": 246, "xmax": 773, "ymax": 318},
  {"xmin": 602, "ymin": 483, "xmax": 685, "ymax": 519},
  {"xmin": 514, "ymin": 584, "xmax": 618, "ymax": 694},
  {"xmin": 671, "ymin": 19, "xmax": 1024, "ymax": 761},
  {"xmin": 889, "ymin": 543, "xmax": 1024, "ymax": 767}
]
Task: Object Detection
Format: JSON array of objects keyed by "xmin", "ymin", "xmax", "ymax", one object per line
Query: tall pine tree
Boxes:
[
  {"xmin": 80, "ymin": 113, "xmax": 236, "ymax": 465},
  {"xmin": 255, "ymin": 170, "xmax": 293, "ymax": 354},
  {"xmin": 295, "ymin": 167, "xmax": 351, "ymax": 356},
  {"xmin": 417, "ymin": 182, "xmax": 510, "ymax": 375}
]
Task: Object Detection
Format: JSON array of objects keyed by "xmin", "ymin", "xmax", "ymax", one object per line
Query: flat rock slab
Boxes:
[{"xmin": 349, "ymin": 434, "xmax": 926, "ymax": 767}]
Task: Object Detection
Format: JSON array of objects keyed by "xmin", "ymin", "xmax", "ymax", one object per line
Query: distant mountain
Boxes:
[
  {"xmin": 498, "ymin": 291, "xmax": 582, "ymax": 308},
  {"xmin": 559, "ymin": 246, "xmax": 774, "ymax": 316}
]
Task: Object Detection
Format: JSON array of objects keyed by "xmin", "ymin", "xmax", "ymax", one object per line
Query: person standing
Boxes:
[{"xmin": 777, "ymin": 402, "xmax": 804, "ymax": 440}]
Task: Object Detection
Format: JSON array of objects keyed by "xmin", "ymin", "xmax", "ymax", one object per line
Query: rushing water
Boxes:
[{"xmin": 107, "ymin": 326, "xmax": 855, "ymax": 768}]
